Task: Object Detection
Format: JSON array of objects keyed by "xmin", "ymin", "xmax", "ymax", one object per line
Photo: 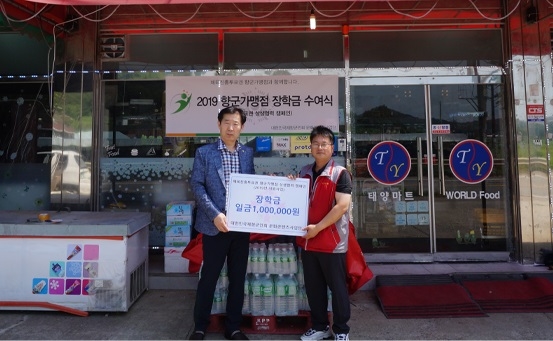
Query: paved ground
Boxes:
[
  {"xmin": 1, "ymin": 288, "xmax": 553, "ymax": 340},
  {"xmin": 2, "ymin": 262, "xmax": 553, "ymax": 340}
]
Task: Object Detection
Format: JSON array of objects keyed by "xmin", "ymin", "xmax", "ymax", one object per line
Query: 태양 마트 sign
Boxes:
[{"xmin": 226, "ymin": 173, "xmax": 309, "ymax": 236}]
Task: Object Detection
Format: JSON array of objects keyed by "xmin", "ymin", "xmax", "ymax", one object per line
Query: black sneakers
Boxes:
[
  {"xmin": 224, "ymin": 330, "xmax": 249, "ymax": 340},
  {"xmin": 189, "ymin": 331, "xmax": 205, "ymax": 340}
]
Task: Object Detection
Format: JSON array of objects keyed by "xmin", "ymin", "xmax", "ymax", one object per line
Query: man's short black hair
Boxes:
[
  {"xmin": 310, "ymin": 125, "xmax": 335, "ymax": 143},
  {"xmin": 218, "ymin": 106, "xmax": 247, "ymax": 125}
]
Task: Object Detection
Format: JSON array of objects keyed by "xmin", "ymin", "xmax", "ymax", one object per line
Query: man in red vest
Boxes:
[{"xmin": 293, "ymin": 125, "xmax": 352, "ymax": 341}]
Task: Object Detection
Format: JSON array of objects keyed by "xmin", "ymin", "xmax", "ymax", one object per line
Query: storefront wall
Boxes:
[
  {"xmin": 1, "ymin": 1, "xmax": 552, "ymax": 264},
  {"xmin": 505, "ymin": 0, "xmax": 553, "ymax": 264}
]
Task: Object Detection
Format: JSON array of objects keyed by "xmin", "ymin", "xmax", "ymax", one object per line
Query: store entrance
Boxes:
[{"xmin": 350, "ymin": 76, "xmax": 510, "ymax": 262}]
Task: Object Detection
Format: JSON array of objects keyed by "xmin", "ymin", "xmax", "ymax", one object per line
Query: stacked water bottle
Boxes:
[
  {"xmin": 211, "ymin": 242, "xmax": 331, "ymax": 316},
  {"xmin": 243, "ymin": 242, "xmax": 301, "ymax": 317},
  {"xmin": 210, "ymin": 260, "xmax": 229, "ymax": 314}
]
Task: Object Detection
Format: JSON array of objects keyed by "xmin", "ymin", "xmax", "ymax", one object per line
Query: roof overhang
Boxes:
[{"xmin": 23, "ymin": 0, "xmax": 404, "ymax": 4}]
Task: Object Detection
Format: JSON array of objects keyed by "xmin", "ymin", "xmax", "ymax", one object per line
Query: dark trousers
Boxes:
[
  {"xmin": 193, "ymin": 231, "xmax": 250, "ymax": 334},
  {"xmin": 302, "ymin": 250, "xmax": 350, "ymax": 335}
]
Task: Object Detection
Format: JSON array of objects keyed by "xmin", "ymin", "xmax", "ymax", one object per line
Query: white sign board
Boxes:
[
  {"xmin": 226, "ymin": 174, "xmax": 309, "ymax": 236},
  {"xmin": 165, "ymin": 75, "xmax": 339, "ymax": 136},
  {"xmin": 431, "ymin": 124, "xmax": 451, "ymax": 134}
]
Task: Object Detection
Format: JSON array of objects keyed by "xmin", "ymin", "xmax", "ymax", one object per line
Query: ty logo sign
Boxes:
[
  {"xmin": 367, "ymin": 141, "xmax": 411, "ymax": 185},
  {"xmin": 449, "ymin": 139, "xmax": 493, "ymax": 184}
]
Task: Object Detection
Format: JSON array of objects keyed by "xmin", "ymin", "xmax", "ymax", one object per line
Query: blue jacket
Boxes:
[{"xmin": 191, "ymin": 141, "xmax": 255, "ymax": 236}]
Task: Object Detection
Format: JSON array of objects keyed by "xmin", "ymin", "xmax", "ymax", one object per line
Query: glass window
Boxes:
[{"xmin": 350, "ymin": 30, "xmax": 503, "ymax": 68}]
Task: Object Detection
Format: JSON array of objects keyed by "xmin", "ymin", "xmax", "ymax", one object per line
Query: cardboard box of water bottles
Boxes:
[
  {"xmin": 164, "ymin": 246, "xmax": 190, "ymax": 273},
  {"xmin": 166, "ymin": 200, "xmax": 194, "ymax": 216},
  {"xmin": 166, "ymin": 201, "xmax": 194, "ymax": 225},
  {"xmin": 164, "ymin": 201, "xmax": 195, "ymax": 272}
]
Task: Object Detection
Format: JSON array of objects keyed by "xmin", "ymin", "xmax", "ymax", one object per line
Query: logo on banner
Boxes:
[
  {"xmin": 172, "ymin": 91, "xmax": 192, "ymax": 114},
  {"xmin": 449, "ymin": 139, "xmax": 493, "ymax": 184},
  {"xmin": 367, "ymin": 141, "xmax": 411, "ymax": 185}
]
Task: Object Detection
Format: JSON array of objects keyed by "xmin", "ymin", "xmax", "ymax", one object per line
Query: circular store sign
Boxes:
[
  {"xmin": 367, "ymin": 141, "xmax": 411, "ymax": 185},
  {"xmin": 449, "ymin": 139, "xmax": 493, "ymax": 184}
]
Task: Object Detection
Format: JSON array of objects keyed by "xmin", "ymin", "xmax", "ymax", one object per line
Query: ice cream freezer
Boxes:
[{"xmin": 0, "ymin": 211, "xmax": 150, "ymax": 315}]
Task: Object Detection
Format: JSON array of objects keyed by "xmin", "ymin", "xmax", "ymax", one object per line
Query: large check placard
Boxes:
[{"xmin": 226, "ymin": 174, "xmax": 309, "ymax": 236}]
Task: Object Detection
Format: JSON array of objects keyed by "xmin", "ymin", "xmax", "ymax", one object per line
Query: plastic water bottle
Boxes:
[
  {"xmin": 297, "ymin": 258, "xmax": 304, "ymax": 287},
  {"xmin": 258, "ymin": 243, "xmax": 267, "ymax": 274},
  {"xmin": 242, "ymin": 274, "xmax": 251, "ymax": 314},
  {"xmin": 287, "ymin": 274, "xmax": 299, "ymax": 315},
  {"xmin": 251, "ymin": 245, "xmax": 259, "ymax": 274},
  {"xmin": 289, "ymin": 244, "xmax": 298, "ymax": 274},
  {"xmin": 282, "ymin": 245, "xmax": 290, "ymax": 274},
  {"xmin": 261, "ymin": 273, "xmax": 275, "ymax": 315},
  {"xmin": 211, "ymin": 288, "xmax": 223, "ymax": 314},
  {"xmin": 218, "ymin": 260, "xmax": 228, "ymax": 290},
  {"xmin": 274, "ymin": 274, "xmax": 287, "ymax": 316},
  {"xmin": 267, "ymin": 244, "xmax": 275, "ymax": 274},
  {"xmin": 246, "ymin": 244, "xmax": 252, "ymax": 273},
  {"xmin": 299, "ymin": 286, "xmax": 309, "ymax": 311},
  {"xmin": 250, "ymin": 273, "xmax": 263, "ymax": 315},
  {"xmin": 280, "ymin": 244, "xmax": 289, "ymax": 274},
  {"xmin": 327, "ymin": 287, "xmax": 332, "ymax": 312},
  {"xmin": 274, "ymin": 246, "xmax": 282, "ymax": 274},
  {"xmin": 221, "ymin": 289, "xmax": 227, "ymax": 313}
]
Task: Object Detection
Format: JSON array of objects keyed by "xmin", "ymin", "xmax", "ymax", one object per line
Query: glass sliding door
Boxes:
[
  {"xmin": 351, "ymin": 84, "xmax": 431, "ymax": 254},
  {"xmin": 350, "ymin": 76, "xmax": 510, "ymax": 261},
  {"xmin": 431, "ymin": 83, "xmax": 510, "ymax": 256}
]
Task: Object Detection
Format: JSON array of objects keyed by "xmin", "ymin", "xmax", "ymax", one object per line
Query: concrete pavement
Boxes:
[
  {"xmin": 1, "ymin": 288, "xmax": 553, "ymax": 340},
  {"xmin": 1, "ymin": 262, "xmax": 553, "ymax": 340}
]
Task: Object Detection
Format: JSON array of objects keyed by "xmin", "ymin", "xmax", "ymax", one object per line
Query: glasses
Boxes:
[{"xmin": 311, "ymin": 142, "xmax": 332, "ymax": 149}]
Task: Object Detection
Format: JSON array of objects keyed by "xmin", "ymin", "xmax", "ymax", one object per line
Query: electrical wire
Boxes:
[
  {"xmin": 310, "ymin": 1, "xmax": 358, "ymax": 18},
  {"xmin": 233, "ymin": 2, "xmax": 282, "ymax": 20},
  {"xmin": 71, "ymin": 5, "xmax": 119, "ymax": 23},
  {"xmin": 469, "ymin": 0, "xmax": 521, "ymax": 21},
  {"xmin": 148, "ymin": 3, "xmax": 203, "ymax": 24},
  {"xmin": 386, "ymin": 1, "xmax": 438, "ymax": 19},
  {"xmin": 48, "ymin": 5, "xmax": 114, "ymax": 114},
  {"xmin": 0, "ymin": 1, "xmax": 49, "ymax": 23}
]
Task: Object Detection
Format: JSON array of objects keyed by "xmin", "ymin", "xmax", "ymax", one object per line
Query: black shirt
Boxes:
[{"xmin": 311, "ymin": 162, "xmax": 352, "ymax": 195}]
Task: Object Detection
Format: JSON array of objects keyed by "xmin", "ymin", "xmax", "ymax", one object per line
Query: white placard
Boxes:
[
  {"xmin": 272, "ymin": 136, "xmax": 290, "ymax": 151},
  {"xmin": 165, "ymin": 75, "xmax": 338, "ymax": 136},
  {"xmin": 226, "ymin": 174, "xmax": 309, "ymax": 236}
]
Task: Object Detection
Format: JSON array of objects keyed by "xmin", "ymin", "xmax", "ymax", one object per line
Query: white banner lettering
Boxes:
[{"xmin": 165, "ymin": 75, "xmax": 339, "ymax": 136}]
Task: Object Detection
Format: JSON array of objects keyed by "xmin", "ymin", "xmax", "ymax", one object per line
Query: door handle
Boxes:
[
  {"xmin": 417, "ymin": 137, "xmax": 423, "ymax": 196},
  {"xmin": 437, "ymin": 136, "xmax": 445, "ymax": 195}
]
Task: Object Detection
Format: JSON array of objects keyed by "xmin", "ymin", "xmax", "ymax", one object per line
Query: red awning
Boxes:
[{"xmin": 23, "ymin": 0, "xmax": 401, "ymax": 5}]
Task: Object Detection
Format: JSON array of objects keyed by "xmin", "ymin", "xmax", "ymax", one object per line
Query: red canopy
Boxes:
[{"xmin": 23, "ymin": 0, "xmax": 400, "ymax": 4}]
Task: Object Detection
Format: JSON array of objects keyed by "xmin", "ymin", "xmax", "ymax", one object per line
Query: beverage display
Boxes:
[
  {"xmin": 275, "ymin": 274, "xmax": 299, "ymax": 316},
  {"xmin": 222, "ymin": 242, "xmax": 307, "ymax": 318}
]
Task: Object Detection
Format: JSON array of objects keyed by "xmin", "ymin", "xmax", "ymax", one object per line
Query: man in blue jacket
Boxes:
[{"xmin": 189, "ymin": 106, "xmax": 255, "ymax": 340}]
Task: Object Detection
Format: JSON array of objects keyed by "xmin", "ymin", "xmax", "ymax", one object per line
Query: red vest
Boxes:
[{"xmin": 296, "ymin": 160, "xmax": 350, "ymax": 253}]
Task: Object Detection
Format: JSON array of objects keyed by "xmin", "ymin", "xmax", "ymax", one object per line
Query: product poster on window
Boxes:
[{"xmin": 165, "ymin": 75, "xmax": 339, "ymax": 136}]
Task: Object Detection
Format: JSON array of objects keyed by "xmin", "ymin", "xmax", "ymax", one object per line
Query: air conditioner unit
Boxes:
[{"xmin": 100, "ymin": 36, "xmax": 127, "ymax": 60}]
